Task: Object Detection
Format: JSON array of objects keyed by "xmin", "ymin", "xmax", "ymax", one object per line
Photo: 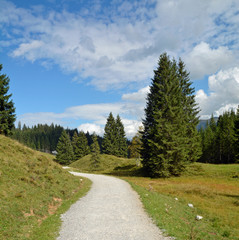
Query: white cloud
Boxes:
[
  {"xmin": 1, "ymin": 0, "xmax": 239, "ymax": 90},
  {"xmin": 12, "ymin": 40, "xmax": 44, "ymax": 61},
  {"xmin": 184, "ymin": 42, "xmax": 235, "ymax": 80},
  {"xmin": 18, "ymin": 112, "xmax": 65, "ymax": 126},
  {"xmin": 122, "ymin": 119, "xmax": 143, "ymax": 139},
  {"xmin": 78, "ymin": 123, "xmax": 104, "ymax": 136},
  {"xmin": 196, "ymin": 67, "xmax": 239, "ymax": 118},
  {"xmin": 122, "ymin": 86, "xmax": 149, "ymax": 102}
]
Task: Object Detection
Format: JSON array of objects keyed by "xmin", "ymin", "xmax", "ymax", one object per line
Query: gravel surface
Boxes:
[{"xmin": 57, "ymin": 172, "xmax": 172, "ymax": 240}]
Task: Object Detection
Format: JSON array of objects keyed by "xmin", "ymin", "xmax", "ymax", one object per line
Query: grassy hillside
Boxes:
[
  {"xmin": 0, "ymin": 135, "xmax": 91, "ymax": 240},
  {"xmin": 69, "ymin": 154, "xmax": 139, "ymax": 174},
  {"xmin": 124, "ymin": 163, "xmax": 239, "ymax": 240}
]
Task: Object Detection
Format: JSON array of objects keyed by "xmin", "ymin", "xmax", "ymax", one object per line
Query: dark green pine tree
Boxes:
[
  {"xmin": 102, "ymin": 112, "xmax": 118, "ymax": 155},
  {"xmin": 115, "ymin": 115, "xmax": 128, "ymax": 157},
  {"xmin": 200, "ymin": 116, "xmax": 216, "ymax": 163},
  {"xmin": 0, "ymin": 64, "xmax": 16, "ymax": 136},
  {"xmin": 55, "ymin": 130, "xmax": 74, "ymax": 165},
  {"xmin": 141, "ymin": 53, "xmax": 200, "ymax": 177},
  {"xmin": 177, "ymin": 59, "xmax": 201, "ymax": 164},
  {"xmin": 216, "ymin": 111, "xmax": 236, "ymax": 164},
  {"xmin": 72, "ymin": 131, "xmax": 90, "ymax": 160},
  {"xmin": 90, "ymin": 133, "xmax": 100, "ymax": 168}
]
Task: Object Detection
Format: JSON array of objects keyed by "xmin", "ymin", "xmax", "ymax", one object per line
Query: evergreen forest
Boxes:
[{"xmin": 199, "ymin": 109, "xmax": 239, "ymax": 164}]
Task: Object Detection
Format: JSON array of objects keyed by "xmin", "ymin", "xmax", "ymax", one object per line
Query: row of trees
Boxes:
[
  {"xmin": 12, "ymin": 123, "xmax": 64, "ymax": 152},
  {"xmin": 55, "ymin": 130, "xmax": 101, "ymax": 165},
  {"xmin": 11, "ymin": 122, "xmax": 103, "ymax": 154},
  {"xmin": 55, "ymin": 113, "xmax": 128, "ymax": 165},
  {"xmin": 199, "ymin": 110, "xmax": 239, "ymax": 164}
]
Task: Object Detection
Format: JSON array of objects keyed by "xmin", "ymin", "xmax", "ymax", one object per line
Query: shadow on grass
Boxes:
[{"xmin": 106, "ymin": 165, "xmax": 146, "ymax": 177}]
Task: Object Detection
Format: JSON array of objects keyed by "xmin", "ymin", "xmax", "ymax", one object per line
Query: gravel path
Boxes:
[{"xmin": 57, "ymin": 172, "xmax": 171, "ymax": 240}]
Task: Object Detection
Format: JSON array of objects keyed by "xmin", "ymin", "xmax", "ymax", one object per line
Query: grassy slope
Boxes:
[
  {"xmin": 124, "ymin": 163, "xmax": 239, "ymax": 240},
  {"xmin": 69, "ymin": 154, "xmax": 138, "ymax": 174},
  {"xmin": 0, "ymin": 135, "xmax": 91, "ymax": 240}
]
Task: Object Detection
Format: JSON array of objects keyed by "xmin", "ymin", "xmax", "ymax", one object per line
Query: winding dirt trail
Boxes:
[{"xmin": 57, "ymin": 172, "xmax": 172, "ymax": 240}]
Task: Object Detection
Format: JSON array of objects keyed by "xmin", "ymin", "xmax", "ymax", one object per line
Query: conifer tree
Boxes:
[
  {"xmin": 102, "ymin": 112, "xmax": 118, "ymax": 155},
  {"xmin": 177, "ymin": 59, "xmax": 201, "ymax": 164},
  {"xmin": 216, "ymin": 111, "xmax": 236, "ymax": 163},
  {"xmin": 141, "ymin": 53, "xmax": 200, "ymax": 177},
  {"xmin": 55, "ymin": 130, "xmax": 74, "ymax": 165},
  {"xmin": 200, "ymin": 117, "xmax": 216, "ymax": 163},
  {"xmin": 0, "ymin": 64, "xmax": 16, "ymax": 135},
  {"xmin": 72, "ymin": 131, "xmax": 90, "ymax": 160},
  {"xmin": 115, "ymin": 115, "xmax": 128, "ymax": 157},
  {"xmin": 129, "ymin": 126, "xmax": 143, "ymax": 159},
  {"xmin": 91, "ymin": 133, "xmax": 100, "ymax": 168}
]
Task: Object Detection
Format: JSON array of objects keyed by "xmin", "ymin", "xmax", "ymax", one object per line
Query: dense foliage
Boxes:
[
  {"xmin": 90, "ymin": 133, "xmax": 100, "ymax": 168},
  {"xmin": 141, "ymin": 53, "xmax": 201, "ymax": 177},
  {"xmin": 12, "ymin": 123, "xmax": 64, "ymax": 152},
  {"xmin": 0, "ymin": 64, "xmax": 16, "ymax": 136},
  {"xmin": 72, "ymin": 131, "xmax": 90, "ymax": 160},
  {"xmin": 102, "ymin": 113, "xmax": 128, "ymax": 157},
  {"xmin": 199, "ymin": 109, "xmax": 239, "ymax": 164},
  {"xmin": 55, "ymin": 130, "xmax": 74, "ymax": 165},
  {"xmin": 11, "ymin": 123, "xmax": 103, "ymax": 155}
]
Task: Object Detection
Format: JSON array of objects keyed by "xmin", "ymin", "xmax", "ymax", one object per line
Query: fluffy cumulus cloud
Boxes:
[
  {"xmin": 184, "ymin": 42, "xmax": 235, "ymax": 80},
  {"xmin": 122, "ymin": 86, "xmax": 149, "ymax": 103},
  {"xmin": 78, "ymin": 123, "xmax": 104, "ymax": 136},
  {"xmin": 196, "ymin": 67, "xmax": 239, "ymax": 118},
  {"xmin": 1, "ymin": 0, "xmax": 239, "ymax": 90}
]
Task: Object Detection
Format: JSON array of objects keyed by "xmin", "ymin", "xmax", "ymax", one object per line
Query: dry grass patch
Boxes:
[{"xmin": 124, "ymin": 163, "xmax": 239, "ymax": 239}]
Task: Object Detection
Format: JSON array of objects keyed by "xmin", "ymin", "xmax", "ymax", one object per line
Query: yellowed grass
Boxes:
[{"xmin": 124, "ymin": 164, "xmax": 239, "ymax": 238}]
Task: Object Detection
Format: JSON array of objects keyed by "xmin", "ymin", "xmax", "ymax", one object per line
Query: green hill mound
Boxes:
[
  {"xmin": 70, "ymin": 154, "xmax": 139, "ymax": 174},
  {"xmin": 0, "ymin": 135, "xmax": 90, "ymax": 240}
]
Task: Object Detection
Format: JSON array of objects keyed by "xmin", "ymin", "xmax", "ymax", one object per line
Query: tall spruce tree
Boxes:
[
  {"xmin": 141, "ymin": 53, "xmax": 200, "ymax": 177},
  {"xmin": 91, "ymin": 133, "xmax": 100, "ymax": 168},
  {"xmin": 72, "ymin": 131, "xmax": 90, "ymax": 160},
  {"xmin": 0, "ymin": 64, "xmax": 16, "ymax": 135},
  {"xmin": 177, "ymin": 59, "xmax": 201, "ymax": 164},
  {"xmin": 102, "ymin": 112, "xmax": 118, "ymax": 155},
  {"xmin": 55, "ymin": 130, "xmax": 74, "ymax": 165},
  {"xmin": 115, "ymin": 115, "xmax": 128, "ymax": 157}
]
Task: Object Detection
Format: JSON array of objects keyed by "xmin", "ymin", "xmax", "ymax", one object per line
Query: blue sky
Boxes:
[{"xmin": 1, "ymin": 0, "xmax": 239, "ymax": 138}]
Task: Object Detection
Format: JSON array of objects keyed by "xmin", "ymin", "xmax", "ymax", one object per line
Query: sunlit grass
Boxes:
[
  {"xmin": 124, "ymin": 163, "xmax": 239, "ymax": 240},
  {"xmin": 0, "ymin": 135, "xmax": 91, "ymax": 239},
  {"xmin": 69, "ymin": 153, "xmax": 138, "ymax": 173}
]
